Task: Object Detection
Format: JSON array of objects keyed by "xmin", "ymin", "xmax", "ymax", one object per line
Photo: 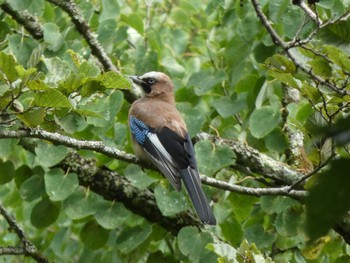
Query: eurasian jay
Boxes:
[{"xmin": 128, "ymin": 71, "xmax": 216, "ymax": 225}]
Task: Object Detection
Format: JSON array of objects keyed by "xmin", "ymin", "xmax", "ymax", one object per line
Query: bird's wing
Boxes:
[
  {"xmin": 129, "ymin": 116, "xmax": 184, "ymax": 190},
  {"xmin": 130, "ymin": 116, "xmax": 216, "ymax": 224}
]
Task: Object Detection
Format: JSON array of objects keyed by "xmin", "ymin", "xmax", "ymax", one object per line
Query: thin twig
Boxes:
[
  {"xmin": 296, "ymin": 0, "xmax": 323, "ymax": 25},
  {"xmin": 202, "ymin": 176, "xmax": 306, "ymax": 199},
  {"xmin": 45, "ymin": 0, "xmax": 118, "ymax": 73},
  {"xmin": 250, "ymin": 0, "xmax": 347, "ymax": 96},
  {"xmin": 0, "ymin": 204, "xmax": 49, "ymax": 262}
]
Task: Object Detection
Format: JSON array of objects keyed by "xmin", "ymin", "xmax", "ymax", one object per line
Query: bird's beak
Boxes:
[{"xmin": 130, "ymin": 76, "xmax": 145, "ymax": 86}]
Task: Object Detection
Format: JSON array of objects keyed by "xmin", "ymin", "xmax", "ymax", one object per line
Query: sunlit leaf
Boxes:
[
  {"xmin": 32, "ymin": 89, "xmax": 72, "ymax": 108},
  {"xmin": 45, "ymin": 168, "xmax": 79, "ymax": 201},
  {"xmin": 154, "ymin": 185, "xmax": 188, "ymax": 216},
  {"xmin": 249, "ymin": 106, "xmax": 281, "ymax": 138},
  {"xmin": 121, "ymin": 13, "xmax": 144, "ymax": 35}
]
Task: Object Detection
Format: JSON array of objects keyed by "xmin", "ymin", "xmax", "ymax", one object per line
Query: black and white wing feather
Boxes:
[{"xmin": 129, "ymin": 116, "xmax": 216, "ymax": 224}]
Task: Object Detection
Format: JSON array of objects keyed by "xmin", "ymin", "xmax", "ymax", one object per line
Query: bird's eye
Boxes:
[{"xmin": 148, "ymin": 78, "xmax": 155, "ymax": 84}]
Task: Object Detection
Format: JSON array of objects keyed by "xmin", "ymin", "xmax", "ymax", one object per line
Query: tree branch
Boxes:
[
  {"xmin": 201, "ymin": 176, "xmax": 306, "ymax": 199},
  {"xmin": 293, "ymin": 0, "xmax": 322, "ymax": 25},
  {"xmin": 1, "ymin": 0, "xmax": 136, "ymax": 103},
  {"xmin": 45, "ymin": 0, "xmax": 118, "ymax": 73},
  {"xmin": 61, "ymin": 152, "xmax": 202, "ymax": 235},
  {"xmin": 0, "ymin": 204, "xmax": 49, "ymax": 263},
  {"xmin": 196, "ymin": 132, "xmax": 303, "ymax": 185},
  {"xmin": 250, "ymin": 0, "xmax": 347, "ymax": 96},
  {"xmin": 0, "ymin": 1, "xmax": 43, "ymax": 39},
  {"xmin": 0, "ymin": 128, "xmax": 138, "ymax": 164},
  {"xmin": 0, "ymin": 128, "xmax": 304, "ymax": 187}
]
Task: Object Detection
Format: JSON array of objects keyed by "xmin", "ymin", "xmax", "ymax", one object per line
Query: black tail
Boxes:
[{"xmin": 180, "ymin": 167, "xmax": 216, "ymax": 225}]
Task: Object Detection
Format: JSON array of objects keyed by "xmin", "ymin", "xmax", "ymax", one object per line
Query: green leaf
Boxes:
[
  {"xmin": 32, "ymin": 89, "xmax": 72, "ymax": 108},
  {"xmin": 249, "ymin": 106, "xmax": 281, "ymax": 138},
  {"xmin": 220, "ymin": 216, "xmax": 243, "ymax": 246},
  {"xmin": 124, "ymin": 164, "xmax": 157, "ymax": 190},
  {"xmin": 98, "ymin": 71, "xmax": 131, "ymax": 89},
  {"xmin": 27, "ymin": 79, "xmax": 52, "ymax": 91},
  {"xmin": 228, "ymin": 193, "xmax": 257, "ymax": 222},
  {"xmin": 212, "ymin": 94, "xmax": 246, "ymax": 118},
  {"xmin": 35, "ymin": 141, "xmax": 68, "ymax": 167},
  {"xmin": 95, "ymin": 201, "xmax": 130, "ymax": 229},
  {"xmin": 265, "ymin": 54, "xmax": 296, "ymax": 73},
  {"xmin": 207, "ymin": 242, "xmax": 237, "ymax": 262},
  {"xmin": 244, "ymin": 224, "xmax": 276, "ymax": 249},
  {"xmin": 323, "ymin": 45, "xmax": 350, "ymax": 72},
  {"xmin": 100, "ymin": 0, "xmax": 120, "ymax": 21},
  {"xmin": 0, "ymin": 139, "xmax": 19, "ymax": 157},
  {"xmin": 78, "ymin": 61, "xmax": 100, "ymax": 77},
  {"xmin": 19, "ymin": 168, "xmax": 45, "ymax": 201},
  {"xmin": 154, "ymin": 185, "xmax": 188, "ymax": 216},
  {"xmin": 31, "ymin": 197, "xmax": 61, "ymax": 228},
  {"xmin": 121, "ymin": 13, "xmax": 144, "ymax": 35},
  {"xmin": 296, "ymin": 102, "xmax": 313, "ymax": 124},
  {"xmin": 58, "ymin": 73, "xmax": 85, "ymax": 95},
  {"xmin": 55, "ymin": 112, "xmax": 87, "ymax": 133},
  {"xmin": 177, "ymin": 103, "xmax": 205, "ymax": 137},
  {"xmin": 79, "ymin": 90, "xmax": 123, "ymax": 127},
  {"xmin": 308, "ymin": 58, "xmax": 332, "ymax": 78},
  {"xmin": 14, "ymin": 165, "xmax": 32, "ymax": 188},
  {"xmin": 264, "ymin": 128, "xmax": 289, "ymax": 152},
  {"xmin": 18, "ymin": 108, "xmax": 46, "ymax": 127},
  {"xmin": 116, "ymin": 225, "xmax": 152, "ymax": 254},
  {"xmin": 237, "ymin": 240, "xmax": 272, "ymax": 262},
  {"xmin": 27, "ymin": 44, "xmax": 44, "ymax": 68},
  {"xmin": 43, "ymin": 57, "xmax": 71, "ymax": 83},
  {"xmin": 188, "ymin": 70, "xmax": 226, "ymax": 95},
  {"xmin": 306, "ymin": 159, "xmax": 350, "ymax": 239},
  {"xmin": 80, "ymin": 220, "xmax": 109, "ymax": 250},
  {"xmin": 235, "ymin": 74, "xmax": 259, "ymax": 94},
  {"xmin": 63, "ymin": 190, "xmax": 98, "ymax": 220},
  {"xmin": 195, "ymin": 140, "xmax": 235, "ymax": 177},
  {"xmin": 8, "ymin": 35, "xmax": 38, "ymax": 67},
  {"xmin": 0, "ymin": 160, "xmax": 15, "ymax": 185},
  {"xmin": 268, "ymin": 71, "xmax": 299, "ymax": 89},
  {"xmin": 45, "ymin": 168, "xmax": 79, "ymax": 201},
  {"xmin": 43, "ymin": 23, "xmax": 64, "ymax": 52},
  {"xmin": 275, "ymin": 205, "xmax": 305, "ymax": 237},
  {"xmin": 0, "ymin": 52, "xmax": 19, "ymax": 82},
  {"xmin": 178, "ymin": 226, "xmax": 214, "ymax": 262}
]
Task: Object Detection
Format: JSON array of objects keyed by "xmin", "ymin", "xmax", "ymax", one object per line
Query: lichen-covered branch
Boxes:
[
  {"xmin": 0, "ymin": 204, "xmax": 49, "ymax": 263},
  {"xmin": 61, "ymin": 152, "xmax": 201, "ymax": 235},
  {"xmin": 0, "ymin": 1, "xmax": 43, "ymax": 39},
  {"xmin": 0, "ymin": 128, "xmax": 304, "ymax": 187},
  {"xmin": 0, "ymin": 128, "xmax": 138, "ymax": 164},
  {"xmin": 196, "ymin": 132, "xmax": 303, "ymax": 185}
]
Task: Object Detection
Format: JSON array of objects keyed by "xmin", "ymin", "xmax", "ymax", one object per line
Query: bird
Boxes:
[{"xmin": 128, "ymin": 71, "xmax": 216, "ymax": 225}]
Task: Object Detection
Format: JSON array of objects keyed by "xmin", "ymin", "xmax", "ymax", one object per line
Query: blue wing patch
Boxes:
[{"xmin": 129, "ymin": 116, "xmax": 150, "ymax": 145}]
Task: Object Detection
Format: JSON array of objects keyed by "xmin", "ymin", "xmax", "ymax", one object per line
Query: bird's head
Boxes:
[{"xmin": 130, "ymin": 72, "xmax": 174, "ymax": 97}]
